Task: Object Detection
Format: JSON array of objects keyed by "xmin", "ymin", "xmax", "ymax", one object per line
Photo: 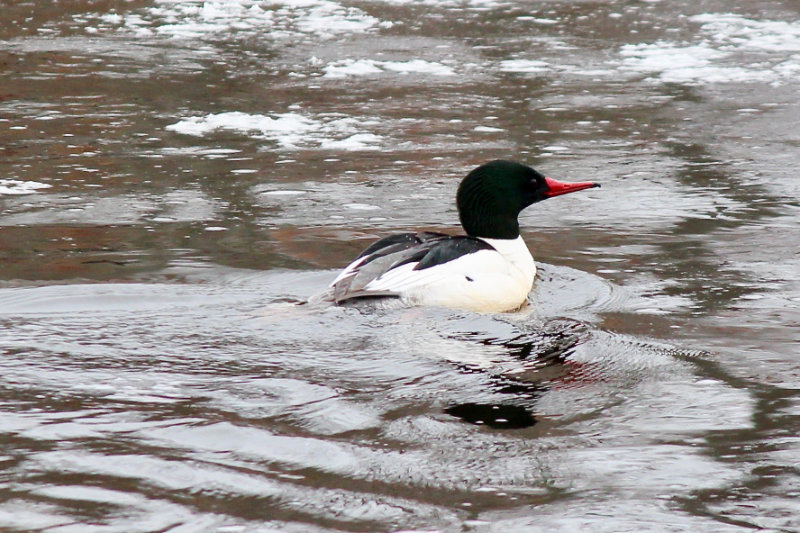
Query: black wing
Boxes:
[
  {"xmin": 414, "ymin": 237, "xmax": 494, "ymax": 270},
  {"xmin": 332, "ymin": 232, "xmax": 493, "ymax": 304},
  {"xmin": 355, "ymin": 232, "xmax": 445, "ymax": 260}
]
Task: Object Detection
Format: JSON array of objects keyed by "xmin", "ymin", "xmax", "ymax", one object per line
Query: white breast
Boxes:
[{"xmin": 480, "ymin": 236, "xmax": 537, "ymax": 286}]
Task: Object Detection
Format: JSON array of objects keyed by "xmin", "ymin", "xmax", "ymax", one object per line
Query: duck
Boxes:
[{"xmin": 324, "ymin": 160, "xmax": 599, "ymax": 313}]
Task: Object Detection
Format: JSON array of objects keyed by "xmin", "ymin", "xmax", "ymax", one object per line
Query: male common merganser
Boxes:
[{"xmin": 326, "ymin": 160, "xmax": 599, "ymax": 312}]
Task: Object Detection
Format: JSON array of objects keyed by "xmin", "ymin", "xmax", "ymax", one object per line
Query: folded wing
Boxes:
[{"xmin": 331, "ymin": 232, "xmax": 494, "ymax": 303}]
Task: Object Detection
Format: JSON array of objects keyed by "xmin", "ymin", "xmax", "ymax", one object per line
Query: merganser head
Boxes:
[{"xmin": 456, "ymin": 160, "xmax": 599, "ymax": 239}]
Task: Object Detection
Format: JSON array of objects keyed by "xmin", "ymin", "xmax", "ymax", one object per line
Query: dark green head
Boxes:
[{"xmin": 456, "ymin": 160, "xmax": 599, "ymax": 239}]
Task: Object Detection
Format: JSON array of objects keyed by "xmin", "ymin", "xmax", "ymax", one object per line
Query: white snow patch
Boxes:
[
  {"xmin": 381, "ymin": 59, "xmax": 455, "ymax": 75},
  {"xmin": 322, "ymin": 59, "xmax": 384, "ymax": 78},
  {"xmin": 0, "ymin": 180, "xmax": 52, "ymax": 196},
  {"xmin": 618, "ymin": 42, "xmax": 770, "ymax": 84},
  {"xmin": 620, "ymin": 43, "xmax": 723, "ymax": 74},
  {"xmin": 322, "ymin": 58, "xmax": 455, "ymax": 78},
  {"xmin": 517, "ymin": 17, "xmax": 559, "ymax": 25},
  {"xmin": 260, "ymin": 190, "xmax": 307, "ymax": 196},
  {"xmin": 167, "ymin": 112, "xmax": 316, "ymax": 139},
  {"xmin": 319, "ymin": 133, "xmax": 383, "ymax": 150},
  {"xmin": 344, "ymin": 203, "xmax": 380, "ymax": 211},
  {"xmin": 691, "ymin": 13, "xmax": 800, "ymax": 52},
  {"xmin": 498, "ymin": 59, "xmax": 550, "ymax": 73},
  {"xmin": 166, "ymin": 111, "xmax": 384, "ymax": 151},
  {"xmin": 619, "ymin": 13, "xmax": 800, "ymax": 85},
  {"xmin": 77, "ymin": 0, "xmax": 384, "ymax": 41}
]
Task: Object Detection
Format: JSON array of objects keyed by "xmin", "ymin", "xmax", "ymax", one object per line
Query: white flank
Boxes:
[{"xmin": 357, "ymin": 236, "xmax": 536, "ymax": 313}]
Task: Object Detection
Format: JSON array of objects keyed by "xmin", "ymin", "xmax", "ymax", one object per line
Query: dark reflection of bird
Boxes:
[
  {"xmin": 444, "ymin": 320, "xmax": 589, "ymax": 429},
  {"xmin": 324, "ymin": 160, "xmax": 599, "ymax": 312}
]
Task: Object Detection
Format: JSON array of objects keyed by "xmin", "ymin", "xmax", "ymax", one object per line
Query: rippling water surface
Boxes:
[{"xmin": 2, "ymin": 0, "xmax": 799, "ymax": 531}]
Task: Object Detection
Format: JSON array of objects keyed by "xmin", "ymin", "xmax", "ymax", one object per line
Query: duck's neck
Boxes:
[{"xmin": 460, "ymin": 212, "xmax": 520, "ymax": 240}]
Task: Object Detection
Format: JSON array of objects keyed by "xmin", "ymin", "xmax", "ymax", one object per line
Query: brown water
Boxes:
[{"xmin": 2, "ymin": 0, "xmax": 799, "ymax": 531}]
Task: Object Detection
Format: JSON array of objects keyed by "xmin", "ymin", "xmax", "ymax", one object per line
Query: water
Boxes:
[{"xmin": 1, "ymin": 0, "xmax": 799, "ymax": 531}]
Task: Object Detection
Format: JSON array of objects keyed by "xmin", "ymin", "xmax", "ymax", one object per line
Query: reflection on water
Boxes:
[
  {"xmin": 445, "ymin": 403, "xmax": 538, "ymax": 429},
  {"xmin": 2, "ymin": 0, "xmax": 800, "ymax": 530},
  {"xmin": 443, "ymin": 318, "xmax": 586, "ymax": 428}
]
